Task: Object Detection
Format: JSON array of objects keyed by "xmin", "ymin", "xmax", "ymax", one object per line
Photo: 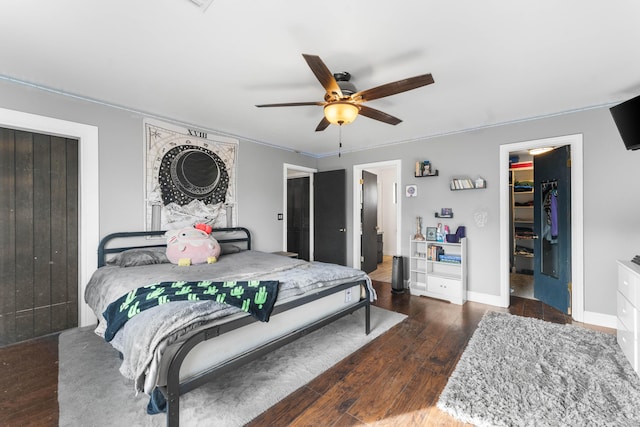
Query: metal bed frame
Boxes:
[{"xmin": 96, "ymin": 227, "xmax": 371, "ymax": 427}]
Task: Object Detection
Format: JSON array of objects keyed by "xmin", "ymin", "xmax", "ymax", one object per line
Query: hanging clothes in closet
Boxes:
[{"xmin": 541, "ymin": 180, "xmax": 558, "ymax": 244}]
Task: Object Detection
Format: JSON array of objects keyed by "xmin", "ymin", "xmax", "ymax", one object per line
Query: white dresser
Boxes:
[{"xmin": 617, "ymin": 260, "xmax": 640, "ymax": 375}]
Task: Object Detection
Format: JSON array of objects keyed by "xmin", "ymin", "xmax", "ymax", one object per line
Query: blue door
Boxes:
[{"xmin": 533, "ymin": 146, "xmax": 571, "ymax": 314}]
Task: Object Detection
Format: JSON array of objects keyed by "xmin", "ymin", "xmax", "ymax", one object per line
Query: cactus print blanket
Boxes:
[{"xmin": 103, "ymin": 280, "xmax": 279, "ymax": 342}]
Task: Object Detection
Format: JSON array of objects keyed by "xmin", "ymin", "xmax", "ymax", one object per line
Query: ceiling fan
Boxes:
[{"xmin": 256, "ymin": 54, "xmax": 435, "ymax": 131}]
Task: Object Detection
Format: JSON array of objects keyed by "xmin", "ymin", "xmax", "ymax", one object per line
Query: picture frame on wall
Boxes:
[
  {"xmin": 406, "ymin": 184, "xmax": 417, "ymax": 197},
  {"xmin": 426, "ymin": 227, "xmax": 437, "ymax": 241}
]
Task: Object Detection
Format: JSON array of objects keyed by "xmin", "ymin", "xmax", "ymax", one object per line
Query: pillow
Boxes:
[
  {"xmin": 106, "ymin": 247, "xmax": 169, "ymax": 267},
  {"xmin": 220, "ymin": 243, "xmax": 243, "ymax": 254}
]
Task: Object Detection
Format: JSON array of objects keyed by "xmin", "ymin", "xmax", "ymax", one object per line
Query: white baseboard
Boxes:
[
  {"xmin": 582, "ymin": 311, "xmax": 617, "ymax": 329},
  {"xmin": 467, "ymin": 291, "xmax": 506, "ymax": 308},
  {"xmin": 467, "ymin": 291, "xmax": 617, "ymax": 330}
]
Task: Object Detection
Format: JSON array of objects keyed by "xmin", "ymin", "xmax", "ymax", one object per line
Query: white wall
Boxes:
[
  {"xmin": 0, "ymin": 79, "xmax": 316, "ymax": 253},
  {"xmin": 3, "ymin": 77, "xmax": 637, "ymax": 320},
  {"xmin": 318, "ymin": 107, "xmax": 640, "ymax": 318}
]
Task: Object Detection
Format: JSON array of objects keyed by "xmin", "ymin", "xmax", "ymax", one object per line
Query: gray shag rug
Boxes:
[
  {"xmin": 59, "ymin": 306, "xmax": 405, "ymax": 427},
  {"xmin": 437, "ymin": 311, "xmax": 640, "ymax": 426}
]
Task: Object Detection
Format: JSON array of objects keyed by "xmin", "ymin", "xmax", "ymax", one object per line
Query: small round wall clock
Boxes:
[{"xmin": 406, "ymin": 184, "xmax": 417, "ymax": 197}]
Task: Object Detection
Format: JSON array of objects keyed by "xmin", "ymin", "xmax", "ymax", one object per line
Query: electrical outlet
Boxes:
[{"xmin": 344, "ymin": 288, "xmax": 352, "ymax": 303}]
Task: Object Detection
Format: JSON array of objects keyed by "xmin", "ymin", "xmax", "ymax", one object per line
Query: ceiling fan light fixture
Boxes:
[{"xmin": 324, "ymin": 101, "xmax": 360, "ymax": 125}]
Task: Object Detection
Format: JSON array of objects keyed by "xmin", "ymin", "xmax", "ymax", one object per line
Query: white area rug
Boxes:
[
  {"xmin": 59, "ymin": 306, "xmax": 405, "ymax": 426},
  {"xmin": 437, "ymin": 311, "xmax": 640, "ymax": 426}
]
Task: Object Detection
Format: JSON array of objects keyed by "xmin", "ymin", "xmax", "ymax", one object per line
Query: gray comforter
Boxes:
[{"xmin": 84, "ymin": 250, "xmax": 373, "ymax": 394}]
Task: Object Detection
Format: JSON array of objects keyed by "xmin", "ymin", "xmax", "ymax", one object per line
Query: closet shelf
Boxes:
[{"xmin": 510, "ymin": 164, "xmax": 535, "ymax": 275}]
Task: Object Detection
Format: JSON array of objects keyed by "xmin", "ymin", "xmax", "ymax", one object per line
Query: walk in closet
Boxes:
[
  {"xmin": 511, "ymin": 161, "xmax": 534, "ymax": 273},
  {"xmin": 510, "ymin": 160, "xmax": 535, "ymax": 298}
]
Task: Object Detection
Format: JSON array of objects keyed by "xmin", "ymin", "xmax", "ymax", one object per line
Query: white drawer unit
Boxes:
[
  {"xmin": 427, "ymin": 275, "xmax": 463, "ymax": 301},
  {"xmin": 409, "ymin": 238, "xmax": 467, "ymax": 305},
  {"xmin": 617, "ymin": 260, "xmax": 640, "ymax": 375}
]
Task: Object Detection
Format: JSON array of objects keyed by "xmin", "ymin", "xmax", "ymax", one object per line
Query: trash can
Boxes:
[{"xmin": 391, "ymin": 255, "xmax": 404, "ymax": 294}]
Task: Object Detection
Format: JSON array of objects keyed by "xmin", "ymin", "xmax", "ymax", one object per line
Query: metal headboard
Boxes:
[{"xmin": 97, "ymin": 227, "xmax": 252, "ymax": 267}]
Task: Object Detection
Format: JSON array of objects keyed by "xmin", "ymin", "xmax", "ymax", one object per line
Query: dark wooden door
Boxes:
[
  {"xmin": 314, "ymin": 170, "xmax": 346, "ymax": 265},
  {"xmin": 533, "ymin": 145, "xmax": 571, "ymax": 314},
  {"xmin": 287, "ymin": 176, "xmax": 310, "ymax": 261},
  {"xmin": 361, "ymin": 170, "xmax": 378, "ymax": 273},
  {"xmin": 0, "ymin": 128, "xmax": 79, "ymax": 346}
]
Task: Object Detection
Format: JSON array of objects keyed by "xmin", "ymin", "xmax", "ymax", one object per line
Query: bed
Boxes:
[{"xmin": 84, "ymin": 227, "xmax": 373, "ymax": 426}]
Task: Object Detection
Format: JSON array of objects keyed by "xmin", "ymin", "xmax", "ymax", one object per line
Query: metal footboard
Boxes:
[{"xmin": 161, "ymin": 280, "xmax": 371, "ymax": 427}]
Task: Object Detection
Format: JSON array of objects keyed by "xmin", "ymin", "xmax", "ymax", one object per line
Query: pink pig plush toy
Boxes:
[{"xmin": 165, "ymin": 223, "xmax": 221, "ymax": 266}]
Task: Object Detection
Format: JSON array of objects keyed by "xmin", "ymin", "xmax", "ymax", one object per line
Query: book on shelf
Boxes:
[
  {"xmin": 427, "ymin": 244, "xmax": 444, "ymax": 261},
  {"xmin": 438, "ymin": 254, "xmax": 462, "ymax": 264},
  {"xmin": 450, "ymin": 178, "xmax": 476, "ymax": 189}
]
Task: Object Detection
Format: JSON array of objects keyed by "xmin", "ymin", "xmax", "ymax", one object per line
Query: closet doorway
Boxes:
[
  {"xmin": 509, "ymin": 146, "xmax": 572, "ymax": 314},
  {"xmin": 0, "ymin": 127, "xmax": 78, "ymax": 345},
  {"xmin": 282, "ymin": 164, "xmax": 316, "ymax": 261},
  {"xmin": 286, "ymin": 174, "xmax": 311, "ymax": 261},
  {"xmin": 283, "ymin": 165, "xmax": 349, "ymax": 265},
  {"xmin": 0, "ymin": 107, "xmax": 99, "ymax": 329},
  {"xmin": 499, "ymin": 134, "xmax": 584, "ymax": 321},
  {"xmin": 509, "ymin": 150, "xmax": 536, "ymax": 299}
]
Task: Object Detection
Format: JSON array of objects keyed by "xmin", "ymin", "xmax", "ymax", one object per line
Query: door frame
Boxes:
[
  {"xmin": 0, "ymin": 107, "xmax": 99, "ymax": 327},
  {"xmin": 352, "ymin": 160, "xmax": 402, "ymax": 270},
  {"xmin": 282, "ymin": 163, "xmax": 317, "ymax": 259},
  {"xmin": 499, "ymin": 134, "xmax": 584, "ymax": 321}
]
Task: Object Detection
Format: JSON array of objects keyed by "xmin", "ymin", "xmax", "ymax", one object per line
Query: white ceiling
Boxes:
[{"xmin": 2, "ymin": 0, "xmax": 640, "ymax": 157}]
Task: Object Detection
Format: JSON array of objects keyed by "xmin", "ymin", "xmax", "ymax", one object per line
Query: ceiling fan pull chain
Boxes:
[{"xmin": 338, "ymin": 124, "xmax": 343, "ymax": 157}]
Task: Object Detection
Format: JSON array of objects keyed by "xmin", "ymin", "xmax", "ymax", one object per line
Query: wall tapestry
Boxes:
[{"xmin": 144, "ymin": 119, "xmax": 238, "ymax": 231}]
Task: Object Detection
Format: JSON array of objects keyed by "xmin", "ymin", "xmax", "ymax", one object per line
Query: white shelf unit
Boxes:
[
  {"xmin": 511, "ymin": 164, "xmax": 535, "ymax": 275},
  {"xmin": 409, "ymin": 238, "xmax": 467, "ymax": 305}
]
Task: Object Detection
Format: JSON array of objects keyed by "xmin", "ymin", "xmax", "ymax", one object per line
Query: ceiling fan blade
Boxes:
[
  {"xmin": 302, "ymin": 54, "xmax": 343, "ymax": 99},
  {"xmin": 255, "ymin": 101, "xmax": 324, "ymax": 108},
  {"xmin": 358, "ymin": 105, "xmax": 402, "ymax": 125},
  {"xmin": 352, "ymin": 73, "xmax": 434, "ymax": 102},
  {"xmin": 315, "ymin": 117, "xmax": 331, "ymax": 132}
]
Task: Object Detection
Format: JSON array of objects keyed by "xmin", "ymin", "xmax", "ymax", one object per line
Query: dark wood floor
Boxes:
[
  {"xmin": 0, "ymin": 281, "xmax": 613, "ymax": 427},
  {"xmin": 0, "ymin": 332, "xmax": 59, "ymax": 426}
]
